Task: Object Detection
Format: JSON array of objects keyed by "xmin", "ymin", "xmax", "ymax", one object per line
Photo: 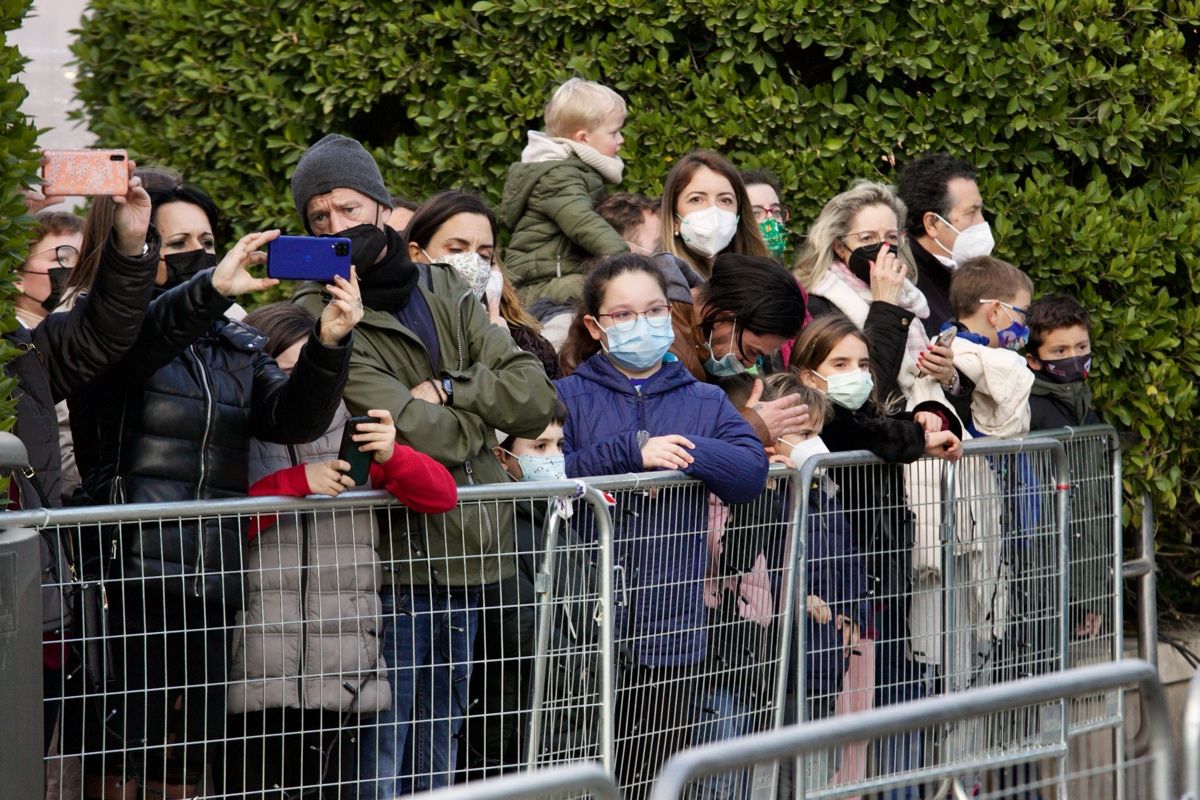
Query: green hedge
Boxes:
[
  {"xmin": 0, "ymin": 0, "xmax": 42, "ymax": 439},
  {"xmin": 73, "ymin": 0, "xmax": 1200, "ymax": 589}
]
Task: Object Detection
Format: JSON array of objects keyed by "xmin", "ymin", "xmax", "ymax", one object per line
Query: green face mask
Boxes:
[{"xmin": 759, "ymin": 217, "xmax": 789, "ymax": 260}]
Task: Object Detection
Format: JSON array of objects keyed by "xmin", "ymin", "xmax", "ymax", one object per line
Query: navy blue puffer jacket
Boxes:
[{"xmin": 556, "ymin": 353, "xmax": 768, "ymax": 667}]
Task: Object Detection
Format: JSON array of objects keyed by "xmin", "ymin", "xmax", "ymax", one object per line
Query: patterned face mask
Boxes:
[
  {"xmin": 758, "ymin": 217, "xmax": 788, "ymax": 260},
  {"xmin": 429, "ymin": 250, "xmax": 492, "ymax": 299}
]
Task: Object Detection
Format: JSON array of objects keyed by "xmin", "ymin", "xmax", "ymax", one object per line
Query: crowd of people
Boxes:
[{"xmin": 8, "ymin": 76, "xmax": 1103, "ymax": 799}]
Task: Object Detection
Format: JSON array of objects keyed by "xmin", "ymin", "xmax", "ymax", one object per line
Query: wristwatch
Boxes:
[{"xmin": 440, "ymin": 377, "xmax": 454, "ymax": 407}]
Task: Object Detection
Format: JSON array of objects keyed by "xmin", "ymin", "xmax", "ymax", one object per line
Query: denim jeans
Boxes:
[
  {"xmin": 874, "ymin": 599, "xmax": 928, "ymax": 800},
  {"xmin": 358, "ymin": 584, "xmax": 480, "ymax": 798},
  {"xmin": 689, "ymin": 683, "xmax": 753, "ymax": 800}
]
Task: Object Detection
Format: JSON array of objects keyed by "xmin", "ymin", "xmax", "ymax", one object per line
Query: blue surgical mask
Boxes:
[
  {"xmin": 703, "ymin": 320, "xmax": 763, "ymax": 378},
  {"xmin": 810, "ymin": 369, "xmax": 874, "ymax": 410},
  {"xmin": 982, "ymin": 300, "xmax": 1030, "ymax": 351},
  {"xmin": 515, "ymin": 454, "xmax": 566, "ymax": 482},
  {"xmin": 603, "ymin": 316, "xmax": 675, "ymax": 372}
]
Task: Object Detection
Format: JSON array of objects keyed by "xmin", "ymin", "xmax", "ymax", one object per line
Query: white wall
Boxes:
[{"xmin": 11, "ymin": 0, "xmax": 93, "ymax": 151}]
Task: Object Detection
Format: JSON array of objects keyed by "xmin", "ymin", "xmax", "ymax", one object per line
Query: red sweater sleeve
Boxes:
[
  {"xmin": 369, "ymin": 444, "xmax": 458, "ymax": 513},
  {"xmin": 245, "ymin": 464, "xmax": 312, "ymax": 541}
]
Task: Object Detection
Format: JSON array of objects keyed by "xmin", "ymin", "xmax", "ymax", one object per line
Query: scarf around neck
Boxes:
[
  {"xmin": 358, "ymin": 227, "xmax": 420, "ymax": 313},
  {"xmin": 521, "ymin": 130, "xmax": 625, "ymax": 184},
  {"xmin": 1030, "ymin": 373, "xmax": 1094, "ymax": 424}
]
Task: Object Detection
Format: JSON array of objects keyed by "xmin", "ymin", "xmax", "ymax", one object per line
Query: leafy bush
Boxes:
[
  {"xmin": 72, "ymin": 0, "xmax": 1200, "ymax": 591},
  {"xmin": 0, "ymin": 0, "xmax": 42, "ymax": 439}
]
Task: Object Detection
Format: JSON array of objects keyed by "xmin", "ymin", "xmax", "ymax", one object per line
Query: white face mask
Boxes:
[
  {"xmin": 678, "ymin": 206, "xmax": 739, "ymax": 258},
  {"xmin": 428, "ymin": 250, "xmax": 492, "ymax": 300},
  {"xmin": 810, "ymin": 369, "xmax": 874, "ymax": 410},
  {"xmin": 933, "ymin": 215, "xmax": 995, "ymax": 267},
  {"xmin": 779, "ymin": 435, "xmax": 830, "ymax": 468}
]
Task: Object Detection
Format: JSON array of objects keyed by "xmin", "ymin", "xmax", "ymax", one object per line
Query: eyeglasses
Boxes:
[
  {"xmin": 843, "ymin": 230, "xmax": 903, "ymax": 248},
  {"xmin": 979, "ymin": 299, "xmax": 1028, "ymax": 319},
  {"xmin": 752, "ymin": 204, "xmax": 790, "ymax": 223},
  {"xmin": 597, "ymin": 304, "xmax": 672, "ymax": 331},
  {"xmin": 26, "ymin": 244, "xmax": 79, "ymax": 269}
]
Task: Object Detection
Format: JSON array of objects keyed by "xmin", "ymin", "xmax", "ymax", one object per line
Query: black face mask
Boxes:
[
  {"xmin": 1038, "ymin": 354, "xmax": 1091, "ymax": 384},
  {"xmin": 40, "ymin": 267, "xmax": 71, "ymax": 313},
  {"xmin": 846, "ymin": 242, "xmax": 888, "ymax": 284},
  {"xmin": 338, "ymin": 223, "xmax": 388, "ymax": 270},
  {"xmin": 162, "ymin": 249, "xmax": 219, "ymax": 289}
]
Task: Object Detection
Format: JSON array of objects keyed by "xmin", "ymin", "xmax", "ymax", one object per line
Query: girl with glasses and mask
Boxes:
[
  {"xmin": 407, "ymin": 190, "xmax": 561, "ymax": 379},
  {"xmin": 790, "ymin": 315, "xmax": 961, "ymax": 792},
  {"xmin": 556, "ymin": 253, "xmax": 768, "ymax": 798}
]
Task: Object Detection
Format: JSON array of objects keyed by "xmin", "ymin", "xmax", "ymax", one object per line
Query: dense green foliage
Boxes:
[
  {"xmin": 0, "ymin": 0, "xmax": 41, "ymax": 438},
  {"xmin": 72, "ymin": 1, "xmax": 1200, "ymax": 582}
]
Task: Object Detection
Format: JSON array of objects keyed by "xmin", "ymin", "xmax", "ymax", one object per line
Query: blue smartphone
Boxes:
[{"xmin": 266, "ymin": 235, "xmax": 352, "ymax": 282}]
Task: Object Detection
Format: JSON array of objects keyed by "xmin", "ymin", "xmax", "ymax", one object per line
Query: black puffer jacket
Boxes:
[
  {"xmin": 5, "ymin": 229, "xmax": 161, "ymax": 631},
  {"xmin": 70, "ymin": 269, "xmax": 351, "ymax": 609}
]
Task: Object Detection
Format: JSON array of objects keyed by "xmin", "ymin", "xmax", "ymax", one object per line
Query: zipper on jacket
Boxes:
[
  {"xmin": 188, "ymin": 345, "xmax": 217, "ymax": 498},
  {"xmin": 289, "ymin": 444, "xmax": 311, "ymax": 694},
  {"xmin": 453, "ymin": 292, "xmax": 496, "ymax": 551},
  {"xmin": 187, "ymin": 345, "xmax": 216, "ymax": 597}
]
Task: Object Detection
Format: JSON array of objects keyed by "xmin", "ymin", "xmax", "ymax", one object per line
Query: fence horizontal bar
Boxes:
[
  {"xmin": 406, "ymin": 762, "xmax": 619, "ymax": 800},
  {"xmin": 650, "ymin": 660, "xmax": 1171, "ymax": 800}
]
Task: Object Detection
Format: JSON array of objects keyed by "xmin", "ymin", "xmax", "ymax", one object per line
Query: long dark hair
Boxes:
[
  {"xmin": 559, "ymin": 253, "xmax": 671, "ymax": 375},
  {"xmin": 696, "ymin": 253, "xmax": 806, "ymax": 354},
  {"xmin": 243, "ymin": 302, "xmax": 316, "ymax": 358},
  {"xmin": 405, "ymin": 190, "xmax": 498, "ymax": 250}
]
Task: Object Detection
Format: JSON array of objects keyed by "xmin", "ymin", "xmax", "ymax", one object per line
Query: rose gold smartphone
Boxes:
[{"xmin": 41, "ymin": 149, "xmax": 129, "ymax": 196}]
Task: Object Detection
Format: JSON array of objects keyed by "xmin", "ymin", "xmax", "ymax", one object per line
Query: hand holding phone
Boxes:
[
  {"xmin": 336, "ymin": 409, "xmax": 398, "ymax": 487},
  {"xmin": 41, "ymin": 149, "xmax": 130, "ymax": 196},
  {"xmin": 211, "ymin": 229, "xmax": 281, "ymax": 298},
  {"xmin": 266, "ymin": 236, "xmax": 352, "ymax": 283}
]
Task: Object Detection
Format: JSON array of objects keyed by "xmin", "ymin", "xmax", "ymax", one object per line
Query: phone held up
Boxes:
[
  {"xmin": 266, "ymin": 236, "xmax": 353, "ymax": 283},
  {"xmin": 337, "ymin": 415, "xmax": 375, "ymax": 487},
  {"xmin": 41, "ymin": 149, "xmax": 129, "ymax": 196}
]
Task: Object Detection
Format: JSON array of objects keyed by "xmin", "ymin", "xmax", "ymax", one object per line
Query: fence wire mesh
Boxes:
[{"xmin": 11, "ymin": 427, "xmax": 1133, "ymax": 800}]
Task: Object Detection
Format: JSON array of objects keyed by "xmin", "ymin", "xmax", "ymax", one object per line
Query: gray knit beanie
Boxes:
[{"xmin": 291, "ymin": 134, "xmax": 392, "ymax": 232}]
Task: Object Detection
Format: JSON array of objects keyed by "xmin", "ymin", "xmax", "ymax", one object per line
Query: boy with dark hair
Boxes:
[{"xmin": 1025, "ymin": 295, "xmax": 1100, "ymax": 429}]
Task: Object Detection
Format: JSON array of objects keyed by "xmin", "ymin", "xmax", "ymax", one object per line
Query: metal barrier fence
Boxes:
[
  {"xmin": 790, "ymin": 438, "xmax": 1071, "ymax": 798},
  {"xmin": 1, "ymin": 427, "xmax": 1135, "ymax": 799},
  {"xmin": 1185, "ymin": 668, "xmax": 1200, "ymax": 800},
  {"xmin": 406, "ymin": 762, "xmax": 619, "ymax": 800},
  {"xmin": 650, "ymin": 660, "xmax": 1174, "ymax": 800}
]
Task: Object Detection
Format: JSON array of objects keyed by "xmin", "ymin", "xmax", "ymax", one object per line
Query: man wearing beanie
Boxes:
[{"xmin": 291, "ymin": 134, "xmax": 557, "ymax": 796}]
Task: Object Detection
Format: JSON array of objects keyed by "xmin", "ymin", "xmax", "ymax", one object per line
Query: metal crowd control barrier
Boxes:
[
  {"xmin": 407, "ymin": 762, "xmax": 619, "ymax": 799},
  {"xmin": 0, "ymin": 433, "xmax": 45, "ymax": 800},
  {"xmin": 1, "ymin": 425, "xmax": 1139, "ymax": 800},
  {"xmin": 650, "ymin": 660, "xmax": 1174, "ymax": 800},
  {"xmin": 11, "ymin": 480, "xmax": 614, "ymax": 800},
  {"xmin": 790, "ymin": 437, "xmax": 1071, "ymax": 798},
  {"xmin": 581, "ymin": 467, "xmax": 805, "ymax": 800},
  {"xmin": 1184, "ymin": 668, "xmax": 1200, "ymax": 800}
]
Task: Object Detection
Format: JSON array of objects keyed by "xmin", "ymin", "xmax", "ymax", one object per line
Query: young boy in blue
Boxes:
[{"xmin": 554, "ymin": 253, "xmax": 767, "ymax": 798}]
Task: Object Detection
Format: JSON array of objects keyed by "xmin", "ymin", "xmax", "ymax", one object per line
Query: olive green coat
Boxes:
[
  {"xmin": 294, "ymin": 264, "xmax": 557, "ymax": 586},
  {"xmin": 500, "ymin": 155, "xmax": 628, "ymax": 306}
]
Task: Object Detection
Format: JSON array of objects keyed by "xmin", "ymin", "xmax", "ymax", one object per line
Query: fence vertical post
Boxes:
[
  {"xmin": 1137, "ymin": 490, "xmax": 1157, "ymax": 670},
  {"xmin": 584, "ymin": 487, "xmax": 617, "ymax": 775},
  {"xmin": 939, "ymin": 459, "xmax": 957, "ymax": 701},
  {"xmin": 526, "ymin": 506, "xmax": 564, "ymax": 768},
  {"xmin": 1183, "ymin": 672, "xmax": 1200, "ymax": 800},
  {"xmin": 0, "ymin": 432, "xmax": 44, "ymax": 800}
]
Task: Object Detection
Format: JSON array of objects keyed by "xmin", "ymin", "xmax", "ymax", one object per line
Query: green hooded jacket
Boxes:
[
  {"xmin": 294, "ymin": 263, "xmax": 557, "ymax": 586},
  {"xmin": 500, "ymin": 155, "xmax": 628, "ymax": 306}
]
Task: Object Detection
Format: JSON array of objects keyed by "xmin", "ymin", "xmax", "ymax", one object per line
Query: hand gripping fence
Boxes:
[{"xmin": 2, "ymin": 426, "xmax": 1139, "ymax": 799}]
